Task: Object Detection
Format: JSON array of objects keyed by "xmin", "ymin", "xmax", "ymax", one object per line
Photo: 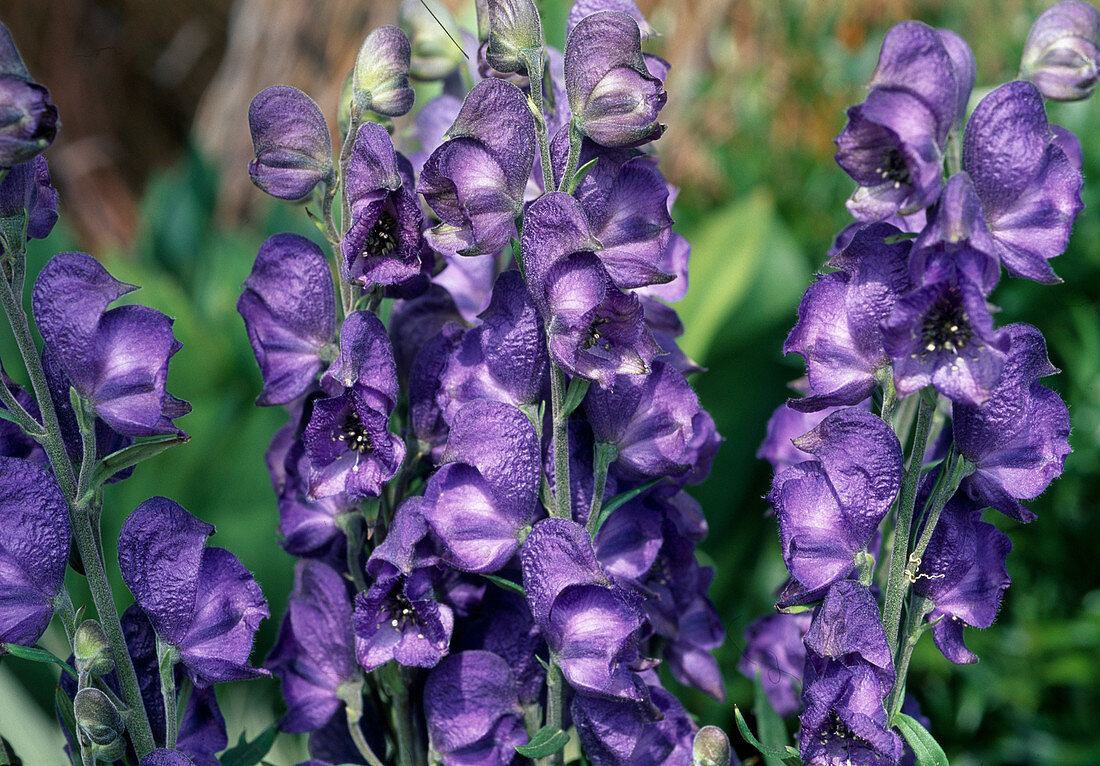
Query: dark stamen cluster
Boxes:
[
  {"xmin": 876, "ymin": 148, "xmax": 911, "ymax": 188},
  {"xmin": 583, "ymin": 316, "xmax": 612, "ymax": 351},
  {"xmin": 363, "ymin": 212, "xmax": 399, "ymax": 257},
  {"xmin": 341, "ymin": 411, "xmax": 374, "ymax": 454},
  {"xmin": 920, "ymin": 289, "xmax": 972, "ymax": 355}
]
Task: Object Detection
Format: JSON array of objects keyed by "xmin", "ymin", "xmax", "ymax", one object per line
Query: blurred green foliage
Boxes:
[{"xmin": 2, "ymin": 2, "xmax": 1099, "ymax": 765}]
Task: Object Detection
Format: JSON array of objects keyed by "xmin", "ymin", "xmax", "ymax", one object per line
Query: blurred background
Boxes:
[{"xmin": 1, "ymin": 0, "xmax": 1098, "ymax": 764}]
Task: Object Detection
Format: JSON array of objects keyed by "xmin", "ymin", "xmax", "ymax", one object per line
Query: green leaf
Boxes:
[
  {"xmin": 894, "ymin": 712, "xmax": 949, "ymax": 766},
  {"xmin": 567, "ymin": 157, "xmax": 598, "ymax": 194},
  {"xmin": 1, "ymin": 644, "xmax": 77, "ymax": 679},
  {"xmin": 559, "ymin": 377, "xmax": 591, "ymax": 420},
  {"xmin": 753, "ymin": 671, "xmax": 793, "ymax": 766},
  {"xmin": 589, "ymin": 477, "xmax": 662, "ymax": 533},
  {"xmin": 54, "ymin": 685, "xmax": 78, "ymax": 753},
  {"xmin": 732, "ymin": 705, "xmax": 799, "ymax": 761},
  {"xmin": 482, "ymin": 573, "xmax": 525, "ymax": 596},
  {"xmin": 86, "ymin": 433, "xmax": 189, "ymax": 496},
  {"xmin": 515, "ymin": 725, "xmax": 570, "ymax": 758},
  {"xmin": 219, "ymin": 721, "xmax": 280, "ymax": 766}
]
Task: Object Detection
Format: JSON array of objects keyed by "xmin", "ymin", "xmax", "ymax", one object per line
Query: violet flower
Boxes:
[
  {"xmin": 268, "ymin": 560, "xmax": 361, "ymax": 733},
  {"xmin": 0, "ymin": 457, "xmax": 69, "ymax": 649},
  {"xmin": 566, "ymin": 0, "xmax": 656, "ymax": 41},
  {"xmin": 418, "ymin": 78, "xmax": 535, "ymax": 257},
  {"xmin": 248, "ymin": 85, "xmax": 333, "ymax": 201},
  {"xmin": 738, "ymin": 612, "xmax": 812, "ymax": 717},
  {"xmin": 32, "ymin": 252, "xmax": 190, "ymax": 437},
  {"xmin": 768, "ymin": 409, "xmax": 902, "ymax": 592},
  {"xmin": 118, "ymin": 497, "xmax": 269, "ymax": 686},
  {"xmin": 423, "ymin": 650, "xmax": 528, "ymax": 765},
  {"xmin": 953, "ymin": 323, "xmax": 1071, "ymax": 522},
  {"xmin": 0, "ymin": 22, "xmax": 58, "ymax": 168},
  {"xmin": 341, "ymin": 122, "xmax": 424, "ymax": 287},
  {"xmin": 0, "ymin": 155, "xmax": 57, "ymax": 246},
  {"xmin": 1021, "ymin": 0, "xmax": 1100, "ymax": 101},
  {"xmin": 176, "ymin": 686, "xmax": 228, "ymax": 766},
  {"xmin": 238, "ymin": 233, "xmax": 337, "ymax": 406},
  {"xmin": 565, "ymin": 11, "xmax": 666, "ymax": 147}
]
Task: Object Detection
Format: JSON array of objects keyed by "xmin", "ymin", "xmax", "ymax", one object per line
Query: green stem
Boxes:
[
  {"xmin": 585, "ymin": 442, "xmax": 615, "ymax": 536},
  {"xmin": 0, "ymin": 373, "xmax": 43, "ymax": 436},
  {"xmin": 340, "ymin": 511, "xmax": 369, "ymax": 593},
  {"xmin": 877, "ymin": 368, "xmax": 898, "ymax": 430},
  {"xmin": 520, "ymin": 48, "xmax": 554, "ymax": 193},
  {"xmin": 881, "ymin": 390, "xmax": 937, "ymax": 657},
  {"xmin": 908, "ymin": 449, "xmax": 972, "ymax": 579},
  {"xmin": 557, "ymin": 120, "xmax": 582, "ymax": 194},
  {"xmin": 390, "ymin": 670, "xmax": 418, "ymax": 766},
  {"xmin": 887, "ymin": 595, "xmax": 934, "ymax": 719},
  {"xmin": 156, "ymin": 638, "xmax": 179, "ymax": 750},
  {"xmin": 548, "ymin": 363, "xmax": 572, "ymax": 520},
  {"xmin": 335, "ymin": 110, "xmax": 363, "ymax": 319},
  {"xmin": 542, "ymin": 661, "xmax": 566, "ymax": 766},
  {"xmin": 346, "ymin": 706, "xmax": 385, "ymax": 766}
]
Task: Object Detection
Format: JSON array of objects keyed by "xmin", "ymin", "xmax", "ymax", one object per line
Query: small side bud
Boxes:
[
  {"xmin": 73, "ymin": 619, "xmax": 113, "ymax": 679},
  {"xmin": 400, "ymin": 0, "xmax": 466, "ymax": 81},
  {"xmin": 74, "ymin": 688, "xmax": 126, "ymax": 762},
  {"xmin": 1021, "ymin": 0, "xmax": 1100, "ymax": 101},
  {"xmin": 0, "ymin": 23, "xmax": 59, "ymax": 168},
  {"xmin": 485, "ymin": 0, "xmax": 544, "ymax": 74},
  {"xmin": 354, "ymin": 26, "xmax": 415, "ymax": 118},
  {"xmin": 692, "ymin": 725, "xmax": 732, "ymax": 766}
]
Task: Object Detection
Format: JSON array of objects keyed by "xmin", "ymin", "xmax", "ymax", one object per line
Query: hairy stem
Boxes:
[
  {"xmin": 585, "ymin": 442, "xmax": 615, "ymax": 536},
  {"xmin": 557, "ymin": 121, "xmax": 582, "ymax": 194},
  {"xmin": 156, "ymin": 638, "xmax": 178, "ymax": 750},
  {"xmin": 549, "ymin": 364, "xmax": 572, "ymax": 520},
  {"xmin": 542, "ymin": 660, "xmax": 566, "ymax": 766},
  {"xmin": 887, "ymin": 595, "xmax": 934, "ymax": 720},
  {"xmin": 346, "ymin": 707, "xmax": 385, "ymax": 766},
  {"xmin": 520, "ymin": 48, "xmax": 555, "ymax": 193}
]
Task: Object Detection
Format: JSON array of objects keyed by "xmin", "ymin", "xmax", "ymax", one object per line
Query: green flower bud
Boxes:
[
  {"xmin": 485, "ymin": 0, "xmax": 543, "ymax": 74},
  {"xmin": 73, "ymin": 619, "xmax": 113, "ymax": 679},
  {"xmin": 74, "ymin": 688, "xmax": 126, "ymax": 762},
  {"xmin": 400, "ymin": 0, "xmax": 466, "ymax": 81},
  {"xmin": 353, "ymin": 25, "xmax": 415, "ymax": 118},
  {"xmin": 692, "ymin": 725, "xmax": 731, "ymax": 766}
]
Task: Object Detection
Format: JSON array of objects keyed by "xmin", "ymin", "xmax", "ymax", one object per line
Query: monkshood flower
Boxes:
[
  {"xmin": 524, "ymin": 193, "xmax": 660, "ymax": 387},
  {"xmin": 0, "ymin": 457, "xmax": 69, "ymax": 649},
  {"xmin": 400, "ymin": 0, "xmax": 465, "ymax": 81},
  {"xmin": 566, "ymin": 0, "xmax": 656, "ymax": 41},
  {"xmin": 354, "ymin": 497, "xmax": 454, "ymax": 671},
  {"xmin": 0, "ymin": 23, "xmax": 58, "ymax": 168},
  {"xmin": 953, "ymin": 323, "xmax": 1071, "ymax": 522},
  {"xmin": 521, "ymin": 518, "xmax": 650, "ymax": 703},
  {"xmin": 784, "ymin": 222, "xmax": 911, "ymax": 411},
  {"xmin": 584, "ymin": 361, "xmax": 713, "ymax": 481},
  {"xmin": 835, "ymin": 22, "xmax": 972, "ymax": 221},
  {"xmin": 422, "ymin": 399, "xmax": 540, "ymax": 572},
  {"xmin": 422, "ymin": 650, "xmax": 528, "ymax": 765},
  {"xmin": 118, "ymin": 497, "xmax": 269, "ymax": 686},
  {"xmin": 248, "ymin": 85, "xmax": 333, "ymax": 201},
  {"xmin": 769, "ymin": 409, "xmax": 902, "ymax": 592},
  {"xmin": 437, "ymin": 270, "xmax": 547, "ymax": 421},
  {"xmin": 0, "ymin": 369, "xmax": 43, "ymax": 461},
  {"xmin": 800, "ymin": 581, "xmax": 903, "ymax": 765},
  {"xmin": 0, "ymin": 155, "xmax": 58, "ymax": 246},
  {"xmin": 175, "ymin": 686, "xmax": 228, "ymax": 766},
  {"xmin": 912, "ymin": 490, "xmax": 1011, "ymax": 665},
  {"xmin": 304, "ymin": 310, "xmax": 405, "ymax": 499},
  {"xmin": 1021, "ymin": 0, "xmax": 1100, "ymax": 101},
  {"xmin": 738, "ymin": 612, "xmax": 812, "ymax": 717},
  {"xmin": 268, "ymin": 560, "xmax": 360, "ymax": 733},
  {"xmin": 483, "ymin": 0, "xmax": 543, "ymax": 75},
  {"xmin": 882, "ymin": 272, "xmax": 1009, "ymax": 406},
  {"xmin": 353, "ymin": 26, "xmax": 415, "ymax": 117},
  {"xmin": 408, "ymin": 321, "xmax": 464, "ymax": 457},
  {"xmin": 452, "ymin": 588, "xmax": 546, "ymax": 705},
  {"xmin": 32, "ymin": 252, "xmax": 190, "ymax": 436},
  {"xmin": 565, "ymin": 11, "xmax": 666, "ymax": 147},
  {"xmin": 961, "ymin": 80, "xmax": 1084, "ymax": 283},
  {"xmin": 418, "ymin": 78, "xmax": 535, "ymax": 257},
  {"xmin": 341, "ymin": 122, "xmax": 423, "ymax": 287},
  {"xmin": 140, "ymin": 751, "xmax": 196, "ymax": 766},
  {"xmin": 238, "ymin": 233, "xmax": 337, "ymax": 406}
]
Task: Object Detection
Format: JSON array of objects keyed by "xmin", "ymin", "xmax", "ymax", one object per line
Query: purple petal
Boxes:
[
  {"xmin": 321, "ymin": 310, "xmax": 399, "ymax": 409},
  {"xmin": 177, "ymin": 686, "xmax": 227, "ymax": 766},
  {"xmin": 423, "ymin": 650, "xmax": 524, "ymax": 756},
  {"xmin": 521, "ymin": 518, "xmax": 610, "ymax": 627},
  {"xmin": 1022, "ymin": 0, "xmax": 1100, "ymax": 101},
  {"xmin": 567, "ymin": 0, "xmax": 656, "ymax": 40},
  {"xmin": 248, "ymin": 85, "xmax": 332, "ymax": 201}
]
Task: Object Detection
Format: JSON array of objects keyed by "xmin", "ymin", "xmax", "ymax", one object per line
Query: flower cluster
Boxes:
[
  {"xmin": 0, "ymin": 21, "xmax": 268, "ymax": 765},
  {"xmin": 740, "ymin": 6, "xmax": 1088, "ymax": 764},
  {"xmin": 240, "ymin": 1, "xmax": 728, "ymax": 764}
]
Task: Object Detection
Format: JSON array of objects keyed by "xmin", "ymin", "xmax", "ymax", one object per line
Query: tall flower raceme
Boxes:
[
  {"xmin": 0, "ymin": 21, "xmax": 269, "ymax": 766},
  {"xmin": 239, "ymin": 1, "xmax": 733, "ymax": 764},
  {"xmin": 739, "ymin": 5, "xmax": 1088, "ymax": 764}
]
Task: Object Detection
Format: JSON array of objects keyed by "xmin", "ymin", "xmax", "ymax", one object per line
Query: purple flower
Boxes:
[
  {"xmin": 423, "ymin": 650, "xmax": 528, "ymax": 766},
  {"xmin": 0, "ymin": 457, "xmax": 69, "ymax": 649},
  {"xmin": 800, "ymin": 581, "xmax": 903, "ymax": 766},
  {"xmin": 567, "ymin": 0, "xmax": 656, "ymax": 41},
  {"xmin": 584, "ymin": 361, "xmax": 710, "ymax": 480},
  {"xmin": 565, "ymin": 11, "xmax": 666, "ymax": 147},
  {"xmin": 912, "ymin": 491, "xmax": 1011, "ymax": 664},
  {"xmin": 422, "ymin": 399, "xmax": 540, "ymax": 573},
  {"xmin": 962, "ymin": 81, "xmax": 1084, "ymax": 283},
  {"xmin": 0, "ymin": 155, "xmax": 57, "ymax": 245},
  {"xmin": 418, "ymin": 78, "xmax": 535, "ymax": 257},
  {"xmin": 521, "ymin": 518, "xmax": 650, "ymax": 703},
  {"xmin": 354, "ymin": 26, "xmax": 415, "ymax": 117},
  {"xmin": 738, "ymin": 612, "xmax": 812, "ymax": 717},
  {"xmin": 0, "ymin": 23, "xmax": 58, "ymax": 168},
  {"xmin": 953, "ymin": 323, "xmax": 1071, "ymax": 522},
  {"xmin": 176, "ymin": 686, "xmax": 228, "ymax": 766},
  {"xmin": 408, "ymin": 321, "xmax": 465, "ymax": 457},
  {"xmin": 117, "ymin": 497, "xmax": 269, "ymax": 686},
  {"xmin": 452, "ymin": 588, "xmax": 546, "ymax": 705},
  {"xmin": 784, "ymin": 222, "xmax": 911, "ymax": 411},
  {"xmin": 248, "ymin": 85, "xmax": 333, "ymax": 201},
  {"xmin": 341, "ymin": 122, "xmax": 424, "ymax": 287},
  {"xmin": 268, "ymin": 560, "xmax": 360, "ymax": 733},
  {"xmin": 882, "ymin": 274, "xmax": 1010, "ymax": 406},
  {"xmin": 32, "ymin": 252, "xmax": 190, "ymax": 437},
  {"xmin": 437, "ymin": 270, "xmax": 547, "ymax": 421},
  {"xmin": 238, "ymin": 233, "xmax": 337, "ymax": 406},
  {"xmin": 1022, "ymin": 0, "xmax": 1100, "ymax": 101},
  {"xmin": 303, "ymin": 311, "xmax": 405, "ymax": 499},
  {"xmin": 139, "ymin": 750, "xmax": 195, "ymax": 766},
  {"xmin": 0, "ymin": 370, "xmax": 43, "ymax": 462},
  {"xmin": 769, "ymin": 409, "xmax": 902, "ymax": 591}
]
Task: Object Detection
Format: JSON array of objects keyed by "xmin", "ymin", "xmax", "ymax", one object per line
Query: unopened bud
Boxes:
[
  {"xmin": 354, "ymin": 26, "xmax": 415, "ymax": 118},
  {"xmin": 400, "ymin": 0, "xmax": 466, "ymax": 81},
  {"xmin": 73, "ymin": 619, "xmax": 113, "ymax": 679},
  {"xmin": 248, "ymin": 85, "xmax": 333, "ymax": 202},
  {"xmin": 485, "ymin": 0, "xmax": 544, "ymax": 74},
  {"xmin": 692, "ymin": 725, "xmax": 732, "ymax": 766},
  {"xmin": 74, "ymin": 688, "xmax": 126, "ymax": 762},
  {"xmin": 1021, "ymin": 0, "xmax": 1100, "ymax": 101}
]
